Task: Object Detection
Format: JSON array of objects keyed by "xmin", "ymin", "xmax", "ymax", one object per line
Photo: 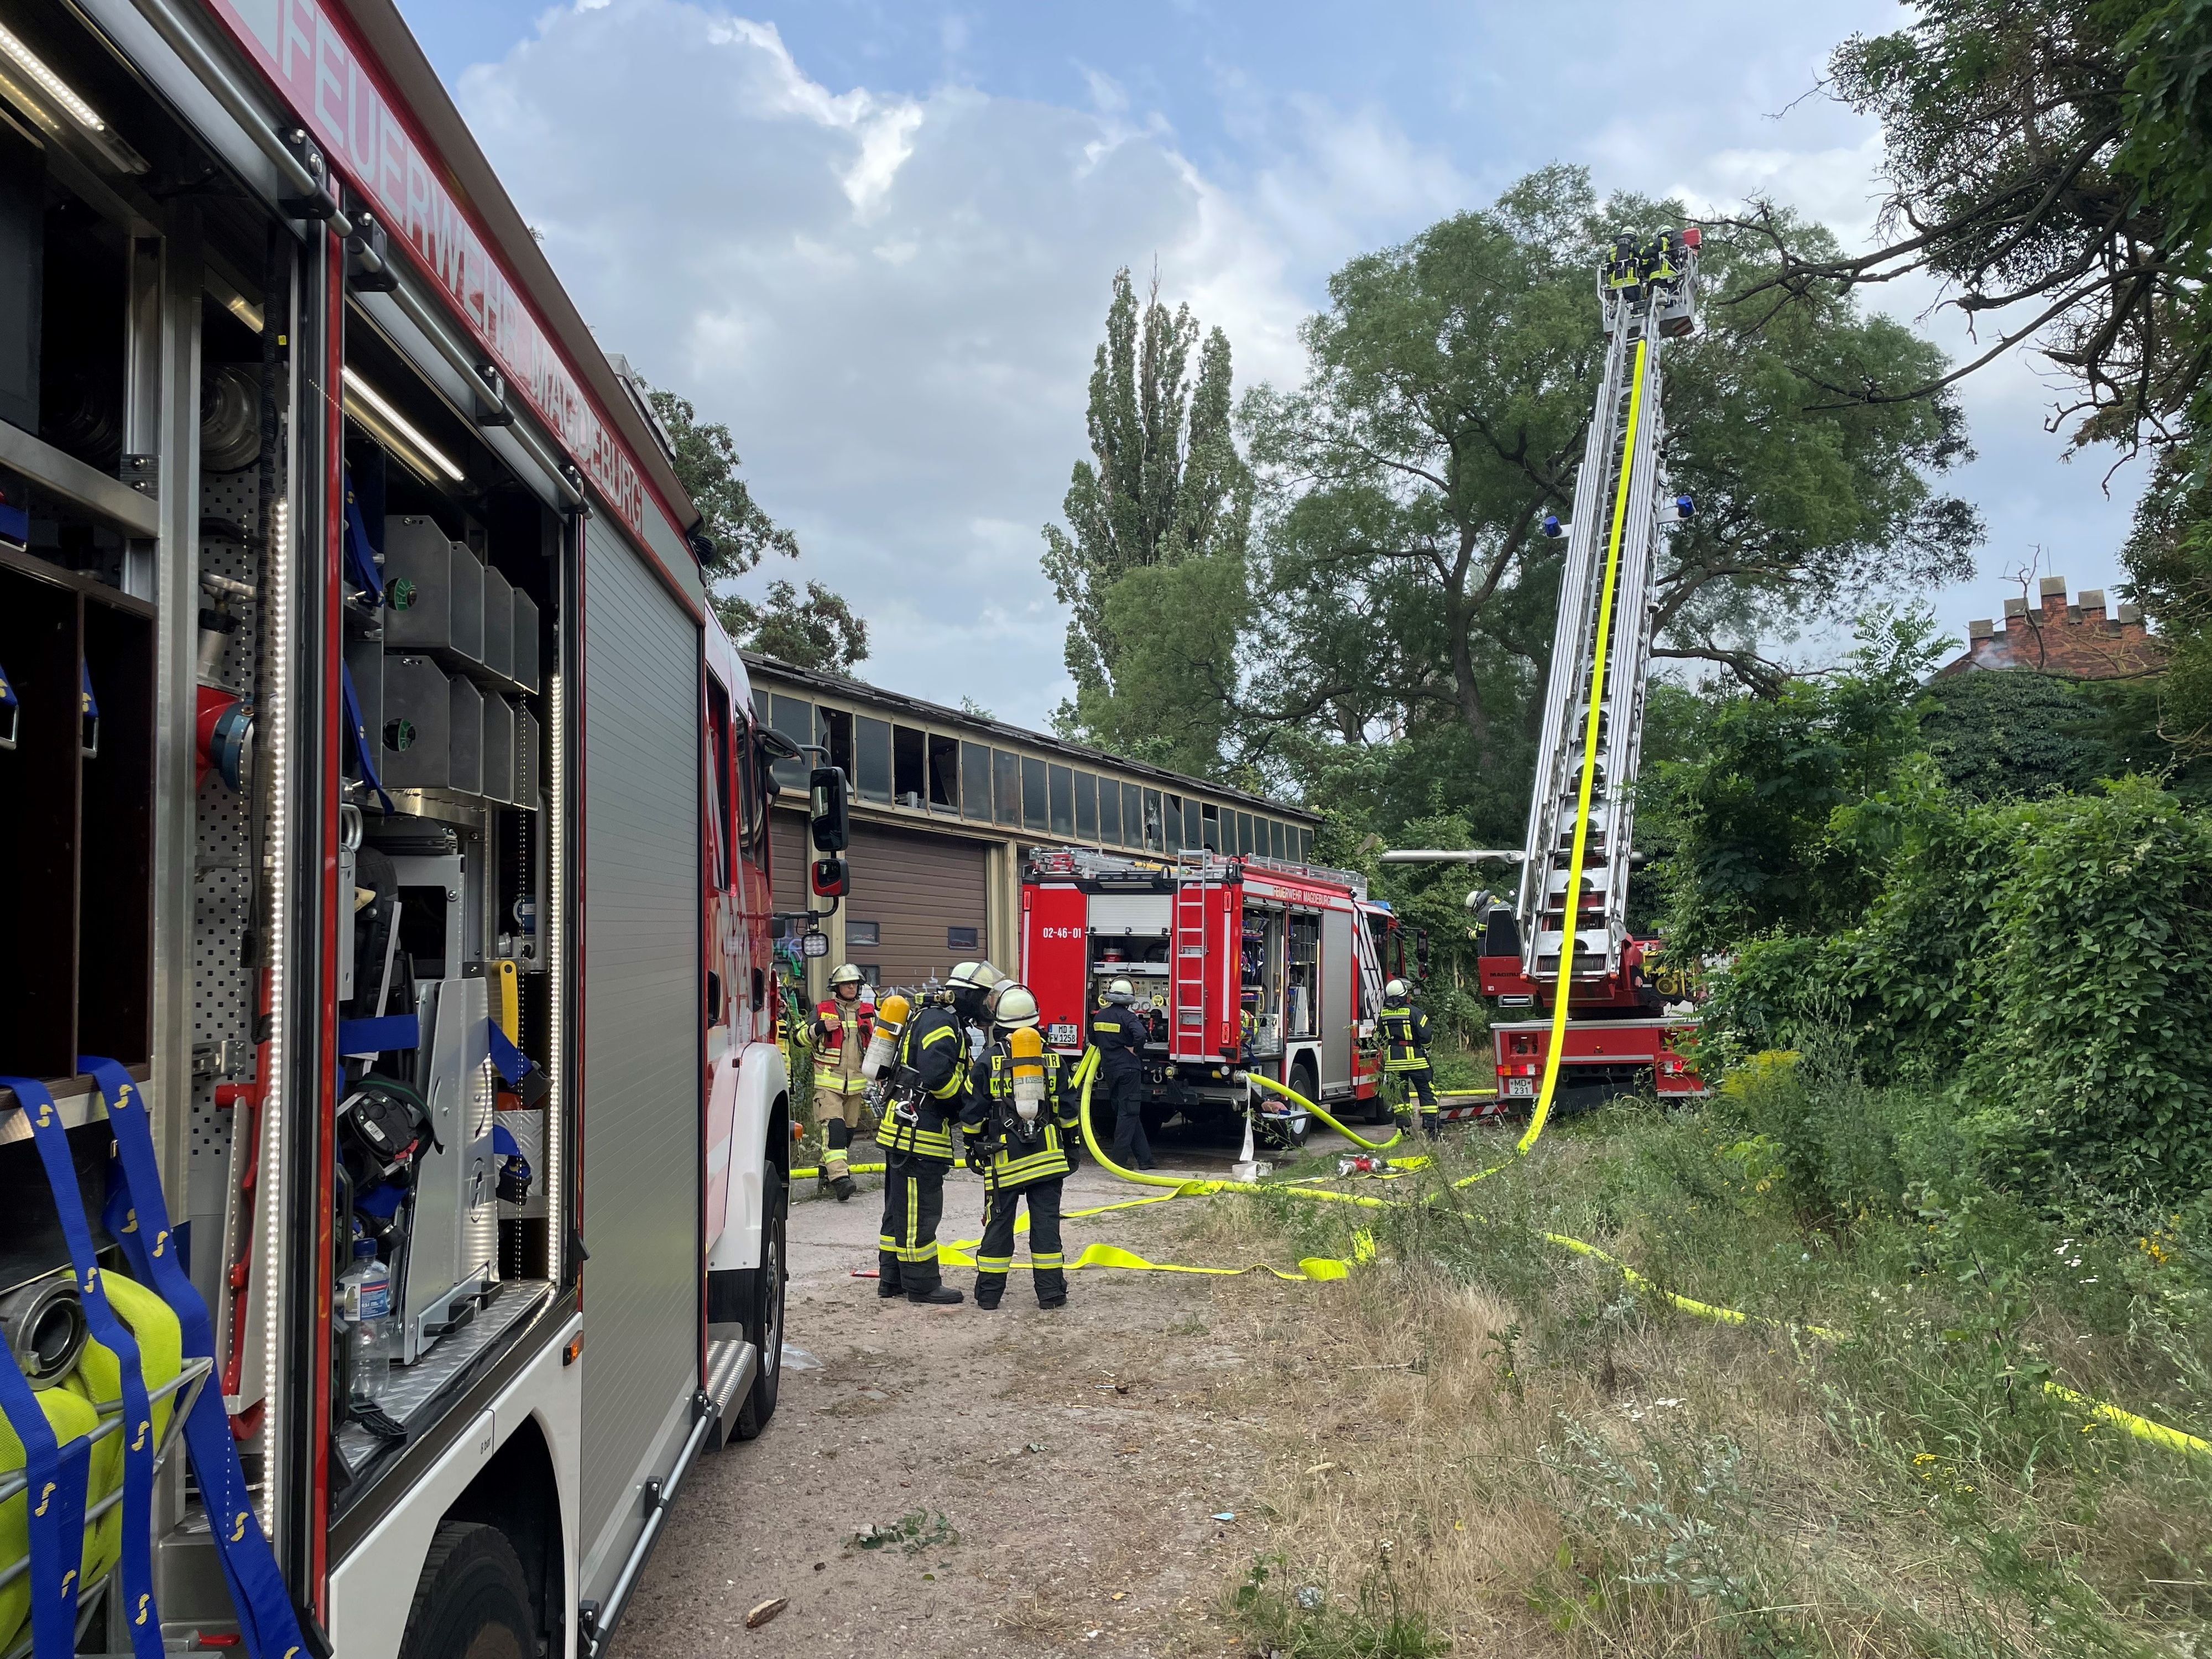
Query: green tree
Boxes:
[
  {"xmin": 1235, "ymin": 167, "xmax": 1977, "ymax": 845},
  {"xmin": 645, "ymin": 387, "xmax": 799, "ymax": 576},
  {"xmin": 645, "ymin": 386, "xmax": 870, "ymax": 674},
  {"xmin": 717, "ymin": 580, "xmax": 869, "ymax": 675},
  {"xmin": 1042, "ymin": 268, "xmax": 1253, "ymax": 776},
  {"xmin": 1645, "ymin": 608, "xmax": 1952, "ymax": 957}
]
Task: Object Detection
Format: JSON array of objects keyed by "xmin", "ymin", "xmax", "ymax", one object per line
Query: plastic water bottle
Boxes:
[{"xmin": 345, "ymin": 1238, "xmax": 393, "ymax": 1405}]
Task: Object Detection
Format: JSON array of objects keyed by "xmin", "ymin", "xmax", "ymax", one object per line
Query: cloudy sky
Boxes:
[{"xmin": 397, "ymin": 0, "xmax": 2147, "ymax": 732}]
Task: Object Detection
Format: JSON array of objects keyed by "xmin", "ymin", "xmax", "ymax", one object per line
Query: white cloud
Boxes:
[
  {"xmin": 453, "ymin": 0, "xmax": 1319, "ymax": 724},
  {"xmin": 444, "ymin": 0, "xmax": 2146, "ymax": 724}
]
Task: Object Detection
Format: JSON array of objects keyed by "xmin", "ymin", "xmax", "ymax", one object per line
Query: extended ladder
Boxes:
[{"xmin": 1515, "ymin": 231, "xmax": 1700, "ymax": 982}]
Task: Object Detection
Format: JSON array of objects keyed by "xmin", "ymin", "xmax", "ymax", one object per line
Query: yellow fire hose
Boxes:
[{"xmin": 1241, "ymin": 1071, "xmax": 1404, "ymax": 1151}]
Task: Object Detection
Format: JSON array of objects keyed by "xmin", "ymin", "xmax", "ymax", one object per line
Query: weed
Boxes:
[
  {"xmin": 849, "ymin": 1510, "xmax": 958, "ymax": 1554},
  {"xmin": 1228, "ymin": 1551, "xmax": 1451, "ymax": 1658}
]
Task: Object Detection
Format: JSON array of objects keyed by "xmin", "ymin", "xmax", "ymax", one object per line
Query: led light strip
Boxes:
[
  {"xmin": 258, "ymin": 494, "xmax": 292, "ymax": 1527},
  {"xmin": 546, "ymin": 672, "xmax": 564, "ymax": 1277},
  {"xmin": 0, "ymin": 21, "xmax": 107, "ymax": 130},
  {"xmin": 341, "ymin": 367, "xmax": 464, "ymax": 483}
]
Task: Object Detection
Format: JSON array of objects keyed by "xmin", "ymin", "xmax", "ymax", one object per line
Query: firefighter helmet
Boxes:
[
  {"xmin": 1384, "ymin": 977, "xmax": 1409, "ymax": 1001},
  {"xmin": 946, "ymin": 959, "xmax": 1001, "ymax": 1019},
  {"xmin": 990, "ymin": 983, "xmax": 1041, "ymax": 1031},
  {"xmin": 829, "ymin": 963, "xmax": 865, "ymax": 992},
  {"xmin": 1106, "ymin": 977, "xmax": 1134, "ymax": 1000}
]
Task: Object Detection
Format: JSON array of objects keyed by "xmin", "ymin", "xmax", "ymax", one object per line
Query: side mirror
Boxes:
[
  {"xmin": 811, "ymin": 854, "xmax": 849, "ymax": 899},
  {"xmin": 809, "ymin": 764, "xmax": 849, "ymax": 853}
]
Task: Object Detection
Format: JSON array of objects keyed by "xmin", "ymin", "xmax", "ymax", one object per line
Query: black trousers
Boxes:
[
  {"xmin": 1395, "ymin": 1063, "xmax": 1439, "ymax": 1132},
  {"xmin": 973, "ymin": 1177, "xmax": 1066, "ymax": 1306},
  {"xmin": 877, "ymin": 1156, "xmax": 949, "ymax": 1292},
  {"xmin": 1106, "ymin": 1070, "xmax": 1152, "ymax": 1168}
]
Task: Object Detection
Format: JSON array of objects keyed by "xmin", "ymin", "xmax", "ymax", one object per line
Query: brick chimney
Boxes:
[{"xmin": 1937, "ymin": 576, "xmax": 2166, "ymax": 679}]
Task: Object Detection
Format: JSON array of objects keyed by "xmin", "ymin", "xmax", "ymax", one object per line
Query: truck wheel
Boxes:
[
  {"xmin": 1272, "ymin": 1059, "xmax": 1318, "ymax": 1148},
  {"xmin": 733, "ymin": 1164, "xmax": 787, "ymax": 1440},
  {"xmin": 399, "ymin": 1522, "xmax": 534, "ymax": 1659}
]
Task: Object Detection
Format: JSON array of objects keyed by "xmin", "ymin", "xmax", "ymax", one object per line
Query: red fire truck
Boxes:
[
  {"xmin": 0, "ymin": 4, "xmax": 820, "ymax": 1656},
  {"xmin": 1021, "ymin": 848, "xmax": 1409, "ymax": 1143}
]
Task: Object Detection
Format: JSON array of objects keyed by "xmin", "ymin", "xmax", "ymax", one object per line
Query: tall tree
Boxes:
[
  {"xmin": 1725, "ymin": 0, "xmax": 2180, "ymax": 448},
  {"xmin": 1042, "ymin": 268, "xmax": 1253, "ymax": 776},
  {"xmin": 645, "ymin": 387, "xmax": 870, "ymax": 674},
  {"xmin": 1235, "ymin": 168, "xmax": 1978, "ymax": 820}
]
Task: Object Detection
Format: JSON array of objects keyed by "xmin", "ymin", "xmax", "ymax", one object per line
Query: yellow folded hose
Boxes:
[
  {"xmin": 0, "ymin": 1387, "xmax": 106, "ymax": 1653},
  {"xmin": 1241, "ymin": 1071, "xmax": 1402, "ymax": 1151},
  {"xmin": 63, "ymin": 1274, "xmax": 184, "ymax": 1585}
]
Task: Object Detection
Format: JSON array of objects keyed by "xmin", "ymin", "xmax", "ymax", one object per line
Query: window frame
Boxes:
[{"xmin": 854, "ymin": 714, "xmax": 893, "ymax": 804}]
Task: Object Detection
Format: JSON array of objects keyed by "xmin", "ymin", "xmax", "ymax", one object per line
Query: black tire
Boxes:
[
  {"xmin": 398, "ymin": 1522, "xmax": 534, "ymax": 1659},
  {"xmin": 733, "ymin": 1164, "xmax": 787, "ymax": 1440}
]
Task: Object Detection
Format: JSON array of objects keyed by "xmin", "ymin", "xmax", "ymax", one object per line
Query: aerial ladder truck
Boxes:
[{"xmin": 1386, "ymin": 228, "xmax": 1709, "ymax": 1120}]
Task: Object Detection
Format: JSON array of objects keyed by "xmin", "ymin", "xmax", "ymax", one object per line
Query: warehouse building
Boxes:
[{"xmin": 748, "ymin": 654, "xmax": 1323, "ymax": 998}]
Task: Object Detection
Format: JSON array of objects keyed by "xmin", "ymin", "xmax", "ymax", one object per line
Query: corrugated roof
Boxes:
[{"xmin": 742, "ymin": 651, "xmax": 1318, "ymax": 822}]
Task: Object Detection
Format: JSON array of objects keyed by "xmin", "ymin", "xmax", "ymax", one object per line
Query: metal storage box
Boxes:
[
  {"xmin": 511, "ymin": 589, "xmax": 540, "ymax": 693},
  {"xmin": 447, "ymin": 672, "xmax": 483, "ymax": 797},
  {"xmin": 482, "ymin": 694, "xmax": 515, "ymax": 805},
  {"xmin": 481, "ymin": 565, "xmax": 513, "ymax": 683},
  {"xmin": 380, "ymin": 653, "xmax": 449, "ymax": 790}
]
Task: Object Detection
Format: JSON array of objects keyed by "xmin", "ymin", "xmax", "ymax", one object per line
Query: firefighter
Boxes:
[
  {"xmin": 1378, "ymin": 977, "xmax": 1439, "ymax": 1138},
  {"xmin": 877, "ymin": 960, "xmax": 999, "ymax": 1305},
  {"xmin": 962, "ymin": 983, "xmax": 1080, "ymax": 1310},
  {"xmin": 1088, "ymin": 977, "xmax": 1156, "ymax": 1170},
  {"xmin": 811, "ymin": 963, "xmax": 873, "ymax": 1201}
]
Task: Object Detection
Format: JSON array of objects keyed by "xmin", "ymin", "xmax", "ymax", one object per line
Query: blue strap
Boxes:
[
  {"xmin": 0, "ymin": 1243, "xmax": 89, "ymax": 1659},
  {"xmin": 0, "ymin": 659, "xmax": 15, "ymax": 708},
  {"xmin": 491, "ymin": 1123, "xmax": 521, "ymax": 1159},
  {"xmin": 78, "ymin": 662, "xmax": 97, "ymax": 721},
  {"xmin": 487, "ymin": 1022, "xmax": 534, "ymax": 1086},
  {"xmin": 0, "ymin": 1076, "xmax": 164, "ymax": 1658},
  {"xmin": 340, "ymin": 662, "xmax": 394, "ymax": 815},
  {"xmin": 79, "ymin": 1057, "xmax": 309, "ymax": 1659},
  {"xmin": 337, "ymin": 1015, "xmax": 418, "ymax": 1056},
  {"xmin": 342, "ymin": 472, "xmax": 382, "ymax": 604}
]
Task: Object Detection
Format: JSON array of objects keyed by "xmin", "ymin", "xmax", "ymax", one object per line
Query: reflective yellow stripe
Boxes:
[
  {"xmin": 919, "ymin": 1026, "xmax": 956, "ymax": 1047},
  {"xmin": 977, "ymin": 1255, "xmax": 1012, "ymax": 1273}
]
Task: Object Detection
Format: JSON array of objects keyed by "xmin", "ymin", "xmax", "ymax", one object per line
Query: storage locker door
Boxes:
[
  {"xmin": 1321, "ymin": 908, "xmax": 1353, "ymax": 1086},
  {"xmin": 578, "ymin": 519, "xmax": 702, "ymax": 1599}
]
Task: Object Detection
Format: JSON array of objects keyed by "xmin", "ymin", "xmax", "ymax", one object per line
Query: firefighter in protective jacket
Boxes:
[
  {"xmin": 1088, "ymin": 978, "xmax": 1156, "ymax": 1170},
  {"xmin": 1378, "ymin": 978, "xmax": 1439, "ymax": 1138},
  {"xmin": 877, "ymin": 960, "xmax": 999, "ymax": 1305},
  {"xmin": 812, "ymin": 964, "xmax": 873, "ymax": 1201},
  {"xmin": 962, "ymin": 983, "xmax": 1079, "ymax": 1309}
]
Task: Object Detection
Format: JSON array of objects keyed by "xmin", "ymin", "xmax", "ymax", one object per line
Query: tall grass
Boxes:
[{"xmin": 1212, "ymin": 1075, "xmax": 2212, "ymax": 1657}]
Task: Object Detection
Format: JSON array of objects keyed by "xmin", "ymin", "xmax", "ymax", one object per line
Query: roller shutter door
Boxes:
[
  {"xmin": 843, "ymin": 822, "xmax": 988, "ymax": 992},
  {"xmin": 578, "ymin": 518, "xmax": 701, "ymax": 1600}
]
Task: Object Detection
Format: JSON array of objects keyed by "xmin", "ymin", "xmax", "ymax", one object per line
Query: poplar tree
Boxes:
[{"xmin": 1042, "ymin": 268, "xmax": 1254, "ymax": 777}]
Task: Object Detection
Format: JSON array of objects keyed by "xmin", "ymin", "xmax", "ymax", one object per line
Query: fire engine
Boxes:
[
  {"xmin": 0, "ymin": 4, "xmax": 822, "ymax": 1656},
  {"xmin": 1021, "ymin": 847, "xmax": 1415, "ymax": 1143},
  {"xmin": 1385, "ymin": 229, "xmax": 1710, "ymax": 1115}
]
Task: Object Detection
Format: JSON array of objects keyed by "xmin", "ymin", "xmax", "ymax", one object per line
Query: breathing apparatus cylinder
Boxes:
[
  {"xmin": 1009, "ymin": 1026, "xmax": 1046, "ymax": 1124},
  {"xmin": 862, "ymin": 993, "xmax": 909, "ymax": 1080}
]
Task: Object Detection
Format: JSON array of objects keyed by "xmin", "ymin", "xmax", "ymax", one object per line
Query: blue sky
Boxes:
[{"xmin": 397, "ymin": 0, "xmax": 2148, "ymax": 731}]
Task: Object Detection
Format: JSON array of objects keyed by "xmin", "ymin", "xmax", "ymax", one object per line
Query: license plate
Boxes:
[
  {"xmin": 1505, "ymin": 1077, "xmax": 1535, "ymax": 1097},
  {"xmin": 1048, "ymin": 1022, "xmax": 1078, "ymax": 1046}
]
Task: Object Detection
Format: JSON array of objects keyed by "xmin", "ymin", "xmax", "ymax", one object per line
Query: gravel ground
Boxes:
[{"xmin": 618, "ymin": 1124, "xmax": 1357, "ymax": 1658}]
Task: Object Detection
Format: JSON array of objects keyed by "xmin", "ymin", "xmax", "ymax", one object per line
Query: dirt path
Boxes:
[{"xmin": 619, "ymin": 1129, "xmax": 1356, "ymax": 1658}]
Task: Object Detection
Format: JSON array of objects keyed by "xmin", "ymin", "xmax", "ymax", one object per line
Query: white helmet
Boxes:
[
  {"xmin": 1384, "ymin": 978, "xmax": 1409, "ymax": 1001},
  {"xmin": 946, "ymin": 959, "xmax": 1002, "ymax": 1019},
  {"xmin": 1106, "ymin": 977, "xmax": 1134, "ymax": 1000},
  {"xmin": 828, "ymin": 963, "xmax": 865, "ymax": 992},
  {"xmin": 990, "ymin": 983, "xmax": 1041, "ymax": 1030}
]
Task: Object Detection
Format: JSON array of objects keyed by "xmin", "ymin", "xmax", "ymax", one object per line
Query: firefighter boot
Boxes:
[
  {"xmin": 832, "ymin": 1175, "xmax": 858, "ymax": 1201},
  {"xmin": 825, "ymin": 1118, "xmax": 857, "ymax": 1201},
  {"xmin": 876, "ymin": 1248, "xmax": 904, "ymax": 1298},
  {"xmin": 907, "ymin": 1282, "xmax": 964, "ymax": 1306}
]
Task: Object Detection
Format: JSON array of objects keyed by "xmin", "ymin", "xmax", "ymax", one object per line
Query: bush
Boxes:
[{"xmin": 1705, "ymin": 776, "xmax": 2212, "ymax": 1206}]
